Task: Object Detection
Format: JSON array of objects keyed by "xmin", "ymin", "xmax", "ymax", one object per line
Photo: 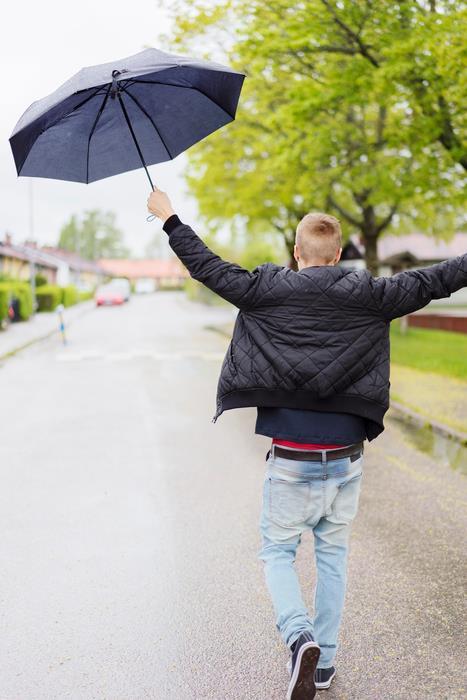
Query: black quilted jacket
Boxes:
[{"xmin": 163, "ymin": 215, "xmax": 467, "ymax": 441}]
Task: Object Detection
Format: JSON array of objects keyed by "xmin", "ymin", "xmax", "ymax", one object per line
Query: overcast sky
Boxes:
[{"xmin": 1, "ymin": 1, "xmax": 202, "ymax": 257}]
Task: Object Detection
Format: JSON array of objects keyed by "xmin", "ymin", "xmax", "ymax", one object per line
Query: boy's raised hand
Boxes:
[{"xmin": 147, "ymin": 187, "xmax": 176, "ymax": 223}]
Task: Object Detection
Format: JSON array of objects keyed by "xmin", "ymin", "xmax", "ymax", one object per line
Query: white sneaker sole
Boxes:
[
  {"xmin": 315, "ymin": 667, "xmax": 337, "ymax": 689},
  {"xmin": 286, "ymin": 641, "xmax": 321, "ymax": 700}
]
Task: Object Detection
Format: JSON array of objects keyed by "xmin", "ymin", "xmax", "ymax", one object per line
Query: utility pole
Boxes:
[{"xmin": 28, "ymin": 179, "xmax": 37, "ymax": 313}]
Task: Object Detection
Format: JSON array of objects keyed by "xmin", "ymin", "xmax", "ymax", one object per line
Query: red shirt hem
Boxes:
[{"xmin": 272, "ymin": 438, "xmax": 345, "ymax": 449}]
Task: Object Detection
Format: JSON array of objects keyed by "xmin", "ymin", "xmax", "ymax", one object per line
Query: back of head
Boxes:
[{"xmin": 296, "ymin": 212, "xmax": 342, "ymax": 265}]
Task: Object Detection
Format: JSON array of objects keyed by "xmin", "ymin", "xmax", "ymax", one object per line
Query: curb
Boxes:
[
  {"xmin": 388, "ymin": 401, "xmax": 467, "ymax": 447},
  {"xmin": 0, "ymin": 302, "xmax": 95, "ymax": 363},
  {"xmin": 205, "ymin": 322, "xmax": 467, "ymax": 448}
]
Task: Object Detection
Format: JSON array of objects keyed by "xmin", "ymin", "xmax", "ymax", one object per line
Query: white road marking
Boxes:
[{"xmin": 55, "ymin": 350, "xmax": 226, "ymax": 362}]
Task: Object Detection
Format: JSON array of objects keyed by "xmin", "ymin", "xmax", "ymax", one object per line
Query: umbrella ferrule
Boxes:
[{"xmin": 110, "ymin": 70, "xmax": 122, "ymax": 99}]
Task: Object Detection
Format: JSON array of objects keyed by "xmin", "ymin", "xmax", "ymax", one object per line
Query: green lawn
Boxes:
[{"xmin": 390, "ymin": 319, "xmax": 467, "ymax": 380}]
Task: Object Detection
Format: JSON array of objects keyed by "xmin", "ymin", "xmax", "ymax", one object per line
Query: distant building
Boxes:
[
  {"xmin": 42, "ymin": 247, "xmax": 105, "ymax": 290},
  {"xmin": 0, "ymin": 235, "xmax": 66, "ymax": 284},
  {"xmin": 339, "ymin": 239, "xmax": 366, "ymax": 271},
  {"xmin": 340, "ymin": 232, "xmax": 466, "ymax": 275},
  {"xmin": 0, "ymin": 234, "xmax": 105, "ymax": 290},
  {"xmin": 99, "ymin": 258, "xmax": 189, "ymax": 288},
  {"xmin": 339, "ymin": 231, "xmax": 467, "ymax": 306}
]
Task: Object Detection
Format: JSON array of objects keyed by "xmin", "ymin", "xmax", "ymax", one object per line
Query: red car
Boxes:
[{"xmin": 95, "ymin": 284, "xmax": 125, "ymax": 306}]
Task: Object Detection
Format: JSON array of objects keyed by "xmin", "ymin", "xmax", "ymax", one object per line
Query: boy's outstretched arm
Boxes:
[
  {"xmin": 368, "ymin": 253, "xmax": 467, "ymax": 321},
  {"xmin": 147, "ymin": 188, "xmax": 268, "ymax": 310}
]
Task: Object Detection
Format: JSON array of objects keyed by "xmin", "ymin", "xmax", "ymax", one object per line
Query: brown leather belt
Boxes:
[{"xmin": 268, "ymin": 441, "xmax": 364, "ymax": 464}]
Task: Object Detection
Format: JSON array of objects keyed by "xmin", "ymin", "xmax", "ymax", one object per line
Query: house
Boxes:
[
  {"xmin": 340, "ymin": 232, "xmax": 467, "ymax": 275},
  {"xmin": 339, "ymin": 231, "xmax": 467, "ymax": 313},
  {"xmin": 99, "ymin": 257, "xmax": 189, "ymax": 289},
  {"xmin": 0, "ymin": 235, "xmax": 66, "ymax": 284},
  {"xmin": 0, "ymin": 234, "xmax": 106, "ymax": 290},
  {"xmin": 339, "ymin": 239, "xmax": 366, "ymax": 271},
  {"xmin": 42, "ymin": 247, "xmax": 106, "ymax": 291}
]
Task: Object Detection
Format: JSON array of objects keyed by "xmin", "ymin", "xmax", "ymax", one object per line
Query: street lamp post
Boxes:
[{"xmin": 28, "ymin": 179, "xmax": 37, "ymax": 314}]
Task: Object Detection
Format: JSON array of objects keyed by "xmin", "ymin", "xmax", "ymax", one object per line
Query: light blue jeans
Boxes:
[{"xmin": 258, "ymin": 445, "xmax": 364, "ymax": 669}]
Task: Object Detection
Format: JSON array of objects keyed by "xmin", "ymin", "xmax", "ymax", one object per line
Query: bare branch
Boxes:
[
  {"xmin": 320, "ymin": 0, "xmax": 380, "ymax": 67},
  {"xmin": 375, "ymin": 105, "xmax": 387, "ymax": 148},
  {"xmin": 375, "ymin": 203, "xmax": 398, "ymax": 235},
  {"xmin": 302, "ymin": 45, "xmax": 360, "ymax": 56},
  {"xmin": 327, "ymin": 194, "xmax": 363, "ymax": 228}
]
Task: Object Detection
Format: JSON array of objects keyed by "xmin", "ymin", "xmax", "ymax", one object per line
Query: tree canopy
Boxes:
[
  {"xmin": 158, "ymin": 0, "xmax": 466, "ymax": 272},
  {"xmin": 58, "ymin": 210, "xmax": 130, "ymax": 260}
]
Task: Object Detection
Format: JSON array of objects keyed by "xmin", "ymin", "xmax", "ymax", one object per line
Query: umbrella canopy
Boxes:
[{"xmin": 9, "ymin": 47, "xmax": 245, "ymax": 186}]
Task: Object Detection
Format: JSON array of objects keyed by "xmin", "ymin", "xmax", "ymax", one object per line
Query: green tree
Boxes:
[
  {"xmin": 58, "ymin": 210, "xmax": 130, "ymax": 260},
  {"xmin": 157, "ymin": 0, "xmax": 466, "ymax": 273}
]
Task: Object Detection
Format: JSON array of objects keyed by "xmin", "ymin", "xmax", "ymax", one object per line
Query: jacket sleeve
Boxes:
[
  {"xmin": 368, "ymin": 253, "xmax": 467, "ymax": 321},
  {"xmin": 162, "ymin": 214, "xmax": 268, "ymax": 310}
]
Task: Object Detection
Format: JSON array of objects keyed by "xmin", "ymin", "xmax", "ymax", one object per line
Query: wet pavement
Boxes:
[
  {"xmin": 387, "ymin": 411, "xmax": 467, "ymax": 475},
  {"xmin": 0, "ymin": 291, "xmax": 465, "ymax": 699}
]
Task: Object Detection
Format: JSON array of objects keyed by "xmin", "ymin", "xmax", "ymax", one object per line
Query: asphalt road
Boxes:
[{"xmin": 0, "ymin": 292, "xmax": 465, "ymax": 700}]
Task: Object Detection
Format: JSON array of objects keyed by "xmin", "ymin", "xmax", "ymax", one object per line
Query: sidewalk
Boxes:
[
  {"xmin": 209, "ymin": 321, "xmax": 467, "ymax": 445},
  {"xmin": 0, "ymin": 301, "xmax": 94, "ymax": 359},
  {"xmin": 390, "ymin": 364, "xmax": 467, "ymax": 440}
]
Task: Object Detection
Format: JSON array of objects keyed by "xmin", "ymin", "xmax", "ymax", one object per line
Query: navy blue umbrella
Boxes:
[{"xmin": 9, "ymin": 47, "xmax": 245, "ymax": 194}]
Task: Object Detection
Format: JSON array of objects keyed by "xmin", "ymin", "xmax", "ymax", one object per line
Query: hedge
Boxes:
[
  {"xmin": 14, "ymin": 283, "xmax": 34, "ymax": 319},
  {"xmin": 35, "ymin": 284, "xmax": 63, "ymax": 312},
  {"xmin": 0, "ymin": 281, "xmax": 88, "ymax": 320},
  {"xmin": 35, "ymin": 284, "xmax": 83, "ymax": 311},
  {"xmin": 0, "ymin": 282, "xmax": 33, "ymax": 321},
  {"xmin": 61, "ymin": 285, "xmax": 78, "ymax": 307},
  {"xmin": 0, "ymin": 288, "xmax": 8, "ymax": 323}
]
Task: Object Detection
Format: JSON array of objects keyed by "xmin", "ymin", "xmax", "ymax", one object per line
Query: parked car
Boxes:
[
  {"xmin": 95, "ymin": 283, "xmax": 125, "ymax": 306},
  {"xmin": 134, "ymin": 278, "xmax": 156, "ymax": 294},
  {"xmin": 108, "ymin": 277, "xmax": 131, "ymax": 301}
]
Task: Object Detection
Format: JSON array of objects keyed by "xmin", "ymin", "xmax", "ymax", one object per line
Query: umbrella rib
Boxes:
[
  {"xmin": 13, "ymin": 85, "xmax": 107, "ymax": 176},
  {"xmin": 86, "ymin": 85, "xmax": 111, "ymax": 184},
  {"xmin": 127, "ymin": 79, "xmax": 235, "ymax": 119},
  {"xmin": 121, "ymin": 86, "xmax": 173, "ymax": 159}
]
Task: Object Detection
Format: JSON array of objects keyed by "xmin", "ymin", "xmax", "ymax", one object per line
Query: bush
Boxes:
[
  {"xmin": 33, "ymin": 273, "xmax": 48, "ymax": 287},
  {"xmin": 0, "ymin": 281, "xmax": 33, "ymax": 321},
  {"xmin": 0, "ymin": 288, "xmax": 9, "ymax": 324},
  {"xmin": 184, "ymin": 277, "xmax": 228, "ymax": 305},
  {"xmin": 11, "ymin": 283, "xmax": 33, "ymax": 319},
  {"xmin": 35, "ymin": 284, "xmax": 62, "ymax": 312},
  {"xmin": 78, "ymin": 289, "xmax": 94, "ymax": 301},
  {"xmin": 61, "ymin": 285, "xmax": 78, "ymax": 307}
]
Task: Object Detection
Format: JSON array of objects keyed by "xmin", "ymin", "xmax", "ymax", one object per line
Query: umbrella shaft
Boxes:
[{"xmin": 117, "ymin": 93, "xmax": 155, "ymax": 191}]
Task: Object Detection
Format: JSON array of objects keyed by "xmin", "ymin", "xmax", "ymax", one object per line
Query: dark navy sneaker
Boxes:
[
  {"xmin": 315, "ymin": 665, "xmax": 336, "ymax": 689},
  {"xmin": 285, "ymin": 630, "xmax": 320, "ymax": 700}
]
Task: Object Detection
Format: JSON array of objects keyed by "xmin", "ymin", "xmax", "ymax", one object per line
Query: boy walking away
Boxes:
[{"xmin": 147, "ymin": 188, "xmax": 467, "ymax": 699}]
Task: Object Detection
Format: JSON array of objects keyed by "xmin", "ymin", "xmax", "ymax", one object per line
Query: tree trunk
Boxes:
[
  {"xmin": 363, "ymin": 233, "xmax": 379, "ymax": 276},
  {"xmin": 288, "ymin": 254, "xmax": 298, "ymax": 271},
  {"xmin": 283, "ymin": 232, "xmax": 298, "ymax": 270}
]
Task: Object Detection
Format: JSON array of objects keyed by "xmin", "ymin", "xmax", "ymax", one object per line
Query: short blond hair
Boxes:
[{"xmin": 296, "ymin": 212, "xmax": 342, "ymax": 264}]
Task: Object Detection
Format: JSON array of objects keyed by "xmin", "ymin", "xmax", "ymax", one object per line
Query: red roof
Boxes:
[{"xmin": 99, "ymin": 257, "xmax": 189, "ymax": 279}]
